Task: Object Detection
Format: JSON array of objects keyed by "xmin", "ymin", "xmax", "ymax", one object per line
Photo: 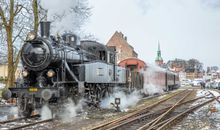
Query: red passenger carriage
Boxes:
[{"xmin": 118, "ymin": 58, "xmax": 146, "ymax": 90}]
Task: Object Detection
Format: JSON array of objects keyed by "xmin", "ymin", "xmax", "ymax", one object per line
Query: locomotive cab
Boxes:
[
  {"xmin": 81, "ymin": 40, "xmax": 110, "ymax": 62},
  {"xmin": 62, "ymin": 33, "xmax": 80, "ymax": 47}
]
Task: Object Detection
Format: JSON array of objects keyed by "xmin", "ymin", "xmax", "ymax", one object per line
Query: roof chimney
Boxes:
[{"xmin": 119, "ymin": 32, "xmax": 124, "ymax": 38}]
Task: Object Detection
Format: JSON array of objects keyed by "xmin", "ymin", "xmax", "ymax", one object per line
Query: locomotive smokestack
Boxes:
[{"xmin": 40, "ymin": 21, "xmax": 51, "ymax": 38}]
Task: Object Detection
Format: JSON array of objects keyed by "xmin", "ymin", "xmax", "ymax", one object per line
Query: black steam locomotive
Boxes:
[{"xmin": 2, "ymin": 22, "xmax": 141, "ymax": 117}]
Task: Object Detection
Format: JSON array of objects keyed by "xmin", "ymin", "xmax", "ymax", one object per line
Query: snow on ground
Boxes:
[
  {"xmin": 172, "ymin": 89, "xmax": 220, "ymax": 130},
  {"xmin": 196, "ymin": 89, "xmax": 218, "ymax": 98},
  {"xmin": 209, "ymin": 90, "xmax": 220, "ymax": 97},
  {"xmin": 196, "ymin": 90, "xmax": 210, "ymax": 97},
  {"xmin": 172, "ymin": 100, "xmax": 220, "ymax": 130}
]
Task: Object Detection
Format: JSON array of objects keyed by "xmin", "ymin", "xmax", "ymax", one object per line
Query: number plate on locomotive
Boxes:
[{"xmin": 29, "ymin": 87, "xmax": 38, "ymax": 92}]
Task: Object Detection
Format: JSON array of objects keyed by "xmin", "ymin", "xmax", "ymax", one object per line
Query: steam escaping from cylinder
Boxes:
[
  {"xmin": 41, "ymin": 104, "xmax": 52, "ymax": 120},
  {"xmin": 100, "ymin": 88, "xmax": 141, "ymax": 111},
  {"xmin": 59, "ymin": 98, "xmax": 84, "ymax": 122},
  {"xmin": 9, "ymin": 107, "xmax": 18, "ymax": 114},
  {"xmin": 8, "ymin": 107, "xmax": 18, "ymax": 119}
]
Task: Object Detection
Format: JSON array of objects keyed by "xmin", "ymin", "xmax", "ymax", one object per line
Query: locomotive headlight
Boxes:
[
  {"xmin": 26, "ymin": 31, "xmax": 36, "ymax": 40},
  {"xmin": 47, "ymin": 70, "xmax": 55, "ymax": 77},
  {"xmin": 22, "ymin": 70, "xmax": 29, "ymax": 77}
]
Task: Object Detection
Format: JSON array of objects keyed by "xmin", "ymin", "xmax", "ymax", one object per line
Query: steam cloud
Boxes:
[
  {"xmin": 40, "ymin": 99, "xmax": 84, "ymax": 121},
  {"xmin": 59, "ymin": 98, "xmax": 84, "ymax": 122},
  {"xmin": 41, "ymin": 104, "xmax": 52, "ymax": 120},
  {"xmin": 100, "ymin": 88, "xmax": 141, "ymax": 111},
  {"xmin": 100, "ymin": 64, "xmax": 167, "ymax": 111},
  {"xmin": 9, "ymin": 107, "xmax": 18, "ymax": 114},
  {"xmin": 142, "ymin": 83, "xmax": 164, "ymax": 95},
  {"xmin": 142, "ymin": 63, "xmax": 166, "ymax": 95}
]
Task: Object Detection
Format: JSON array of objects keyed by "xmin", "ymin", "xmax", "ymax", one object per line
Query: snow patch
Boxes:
[
  {"xmin": 196, "ymin": 90, "xmax": 211, "ymax": 97},
  {"xmin": 209, "ymin": 90, "xmax": 220, "ymax": 97}
]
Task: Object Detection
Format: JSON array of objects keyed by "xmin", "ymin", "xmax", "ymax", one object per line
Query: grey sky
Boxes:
[{"xmin": 85, "ymin": 0, "xmax": 220, "ymax": 67}]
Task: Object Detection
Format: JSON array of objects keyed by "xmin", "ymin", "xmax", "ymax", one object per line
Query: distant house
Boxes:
[
  {"xmin": 167, "ymin": 58, "xmax": 203, "ymax": 80},
  {"xmin": 167, "ymin": 59, "xmax": 187, "ymax": 72},
  {"xmin": 106, "ymin": 31, "xmax": 138, "ymax": 63},
  {"xmin": 0, "ymin": 63, "xmax": 22, "ymax": 80}
]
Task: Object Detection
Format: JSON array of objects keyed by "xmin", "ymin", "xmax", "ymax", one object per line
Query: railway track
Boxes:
[
  {"xmin": 0, "ymin": 114, "xmax": 53, "ymax": 130},
  {"xmin": 90, "ymin": 90, "xmax": 186, "ymax": 130},
  {"xmin": 91, "ymin": 89, "xmax": 214, "ymax": 130}
]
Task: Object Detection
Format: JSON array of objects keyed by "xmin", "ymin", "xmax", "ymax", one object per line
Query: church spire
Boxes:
[
  {"xmin": 158, "ymin": 41, "xmax": 160, "ymax": 52},
  {"xmin": 157, "ymin": 41, "xmax": 161, "ymax": 58},
  {"xmin": 155, "ymin": 41, "xmax": 163, "ymax": 66}
]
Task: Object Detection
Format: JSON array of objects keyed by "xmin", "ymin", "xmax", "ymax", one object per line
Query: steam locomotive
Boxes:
[
  {"xmin": 2, "ymin": 22, "xmax": 179, "ymax": 117},
  {"xmin": 2, "ymin": 22, "xmax": 143, "ymax": 117}
]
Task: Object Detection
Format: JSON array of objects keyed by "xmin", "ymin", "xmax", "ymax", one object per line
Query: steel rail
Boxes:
[
  {"xmin": 104, "ymin": 95, "xmax": 204, "ymax": 130},
  {"xmin": 0, "ymin": 114, "xmax": 40, "ymax": 124},
  {"xmin": 90, "ymin": 90, "xmax": 187, "ymax": 130},
  {"xmin": 149, "ymin": 98, "xmax": 213, "ymax": 129},
  {"xmin": 7, "ymin": 118, "xmax": 53, "ymax": 130},
  {"xmin": 157, "ymin": 98, "xmax": 215, "ymax": 130},
  {"xmin": 137, "ymin": 90, "xmax": 192, "ymax": 130},
  {"xmin": 207, "ymin": 90, "xmax": 220, "ymax": 103}
]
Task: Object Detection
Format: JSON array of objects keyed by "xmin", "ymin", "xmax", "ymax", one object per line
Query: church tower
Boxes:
[{"xmin": 155, "ymin": 42, "xmax": 163, "ymax": 66}]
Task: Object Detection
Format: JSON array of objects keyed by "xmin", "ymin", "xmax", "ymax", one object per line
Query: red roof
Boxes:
[{"xmin": 118, "ymin": 57, "xmax": 146, "ymax": 70}]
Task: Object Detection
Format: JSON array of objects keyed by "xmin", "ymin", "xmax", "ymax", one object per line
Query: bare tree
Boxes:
[
  {"xmin": 32, "ymin": 0, "xmax": 39, "ymax": 34},
  {"xmin": 0, "ymin": 0, "xmax": 33, "ymax": 87},
  {"xmin": 71, "ymin": 0, "xmax": 91, "ymax": 31},
  {"xmin": 186, "ymin": 59, "xmax": 203, "ymax": 73}
]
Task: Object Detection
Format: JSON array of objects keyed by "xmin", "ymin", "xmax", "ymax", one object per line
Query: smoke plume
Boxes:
[{"xmin": 40, "ymin": 0, "xmax": 90, "ymax": 34}]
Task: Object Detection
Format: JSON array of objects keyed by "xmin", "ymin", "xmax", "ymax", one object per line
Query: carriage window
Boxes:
[
  {"xmin": 70, "ymin": 36, "xmax": 75, "ymax": 42},
  {"xmin": 126, "ymin": 65, "xmax": 137, "ymax": 71}
]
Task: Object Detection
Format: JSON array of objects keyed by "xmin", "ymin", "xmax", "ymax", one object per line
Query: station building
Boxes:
[{"xmin": 106, "ymin": 31, "xmax": 138, "ymax": 63}]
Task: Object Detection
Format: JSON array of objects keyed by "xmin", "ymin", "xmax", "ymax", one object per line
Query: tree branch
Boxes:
[
  {"xmin": 12, "ymin": 26, "xmax": 24, "ymax": 43},
  {"xmin": 14, "ymin": 4, "xmax": 23, "ymax": 16},
  {"xmin": 0, "ymin": 5, "xmax": 8, "ymax": 27},
  {"xmin": 9, "ymin": 0, "xmax": 15, "ymax": 27}
]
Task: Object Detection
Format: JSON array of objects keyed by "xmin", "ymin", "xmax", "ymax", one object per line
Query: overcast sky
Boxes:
[{"xmin": 84, "ymin": 0, "xmax": 220, "ymax": 67}]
